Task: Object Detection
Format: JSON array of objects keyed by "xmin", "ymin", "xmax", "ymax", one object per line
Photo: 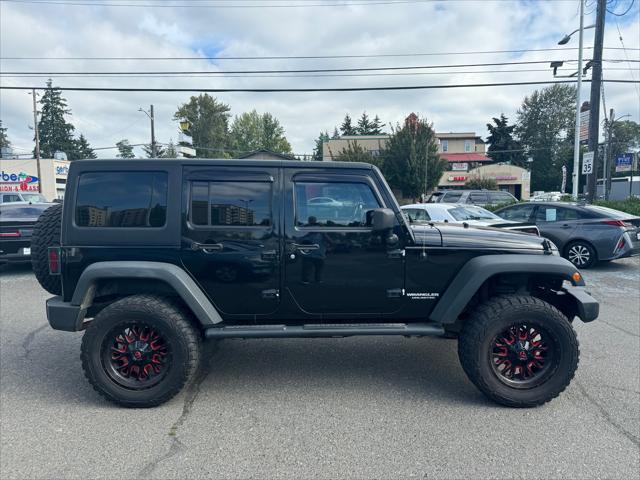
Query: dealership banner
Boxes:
[{"xmin": 0, "ymin": 170, "xmax": 39, "ymax": 192}]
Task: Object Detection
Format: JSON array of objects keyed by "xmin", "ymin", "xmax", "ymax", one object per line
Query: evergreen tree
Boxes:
[
  {"xmin": 164, "ymin": 140, "xmax": 178, "ymax": 158},
  {"xmin": 142, "ymin": 143, "xmax": 167, "ymax": 158},
  {"xmin": 380, "ymin": 113, "xmax": 445, "ymax": 198},
  {"xmin": 332, "ymin": 127, "xmax": 340, "ymax": 139},
  {"xmin": 486, "ymin": 114, "xmax": 525, "ymax": 167},
  {"xmin": 0, "ymin": 120, "xmax": 10, "ymax": 148},
  {"xmin": 340, "ymin": 114, "xmax": 356, "ymax": 136},
  {"xmin": 75, "ymin": 134, "xmax": 97, "ymax": 159},
  {"xmin": 312, "ymin": 131, "xmax": 330, "ymax": 161},
  {"xmin": 371, "ymin": 115, "xmax": 385, "ymax": 135},
  {"xmin": 36, "ymin": 79, "xmax": 78, "ymax": 159},
  {"xmin": 174, "ymin": 94, "xmax": 231, "ymax": 158},
  {"xmin": 335, "ymin": 140, "xmax": 378, "ymax": 165},
  {"xmin": 356, "ymin": 112, "xmax": 373, "ymax": 135},
  {"xmin": 116, "ymin": 139, "xmax": 135, "ymax": 159}
]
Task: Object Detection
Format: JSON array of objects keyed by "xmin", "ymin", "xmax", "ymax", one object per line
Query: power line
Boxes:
[
  {"xmin": 0, "ymin": 60, "xmax": 596, "ymax": 76},
  {"xmin": 0, "ymin": 0, "xmax": 577, "ymax": 7},
  {"xmin": 1, "ymin": 79, "xmax": 637, "ymax": 93},
  {"xmin": 607, "ymin": 0, "xmax": 635, "ymax": 15},
  {"xmin": 5, "ymin": 47, "xmax": 638, "ymax": 62},
  {"xmin": 1, "ymin": 68, "xmax": 632, "ymax": 79},
  {"xmin": 615, "ymin": 20, "xmax": 640, "ymax": 101}
]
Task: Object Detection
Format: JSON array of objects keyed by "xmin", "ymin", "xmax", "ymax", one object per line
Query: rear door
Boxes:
[
  {"xmin": 180, "ymin": 166, "xmax": 281, "ymax": 318},
  {"xmin": 533, "ymin": 205, "xmax": 578, "ymax": 248}
]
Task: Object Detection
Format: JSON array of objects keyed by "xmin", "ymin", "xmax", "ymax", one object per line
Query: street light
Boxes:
[{"xmin": 558, "ymin": 1, "xmax": 595, "ymax": 199}]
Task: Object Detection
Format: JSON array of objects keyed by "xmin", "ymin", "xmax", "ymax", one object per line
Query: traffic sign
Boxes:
[
  {"xmin": 582, "ymin": 152, "xmax": 594, "ymax": 175},
  {"xmin": 615, "ymin": 153, "xmax": 634, "ymax": 173}
]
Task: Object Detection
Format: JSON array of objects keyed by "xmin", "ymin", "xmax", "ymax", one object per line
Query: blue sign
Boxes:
[{"xmin": 615, "ymin": 153, "xmax": 634, "ymax": 173}]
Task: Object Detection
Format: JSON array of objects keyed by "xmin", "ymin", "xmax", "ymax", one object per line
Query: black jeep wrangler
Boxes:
[{"xmin": 31, "ymin": 159, "xmax": 598, "ymax": 408}]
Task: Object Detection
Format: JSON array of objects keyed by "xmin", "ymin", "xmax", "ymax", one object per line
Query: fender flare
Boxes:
[
  {"xmin": 428, "ymin": 254, "xmax": 584, "ymax": 324},
  {"xmin": 71, "ymin": 261, "xmax": 223, "ymax": 326}
]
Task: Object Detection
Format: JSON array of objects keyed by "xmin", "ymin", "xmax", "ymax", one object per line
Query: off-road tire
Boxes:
[
  {"xmin": 564, "ymin": 240, "xmax": 597, "ymax": 269},
  {"xmin": 30, "ymin": 203, "xmax": 63, "ymax": 295},
  {"xmin": 458, "ymin": 295, "xmax": 579, "ymax": 408},
  {"xmin": 81, "ymin": 294, "xmax": 202, "ymax": 408}
]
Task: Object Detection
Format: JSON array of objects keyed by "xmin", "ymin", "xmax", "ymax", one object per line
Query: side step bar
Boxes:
[{"xmin": 204, "ymin": 322, "xmax": 445, "ymax": 339}]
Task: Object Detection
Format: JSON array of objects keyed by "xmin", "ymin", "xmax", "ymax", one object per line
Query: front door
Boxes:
[
  {"xmin": 180, "ymin": 166, "xmax": 280, "ymax": 319},
  {"xmin": 282, "ymin": 170, "xmax": 405, "ymax": 317}
]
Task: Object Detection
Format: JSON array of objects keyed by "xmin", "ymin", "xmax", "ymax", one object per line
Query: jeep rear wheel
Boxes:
[
  {"xmin": 81, "ymin": 294, "xmax": 202, "ymax": 408},
  {"xmin": 458, "ymin": 295, "xmax": 579, "ymax": 408},
  {"xmin": 31, "ymin": 203, "xmax": 62, "ymax": 295}
]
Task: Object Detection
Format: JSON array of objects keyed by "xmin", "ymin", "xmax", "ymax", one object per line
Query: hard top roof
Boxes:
[{"xmin": 70, "ymin": 158, "xmax": 376, "ymax": 170}]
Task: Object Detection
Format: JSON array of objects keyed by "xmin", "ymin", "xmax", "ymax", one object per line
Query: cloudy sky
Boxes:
[{"xmin": 0, "ymin": 0, "xmax": 638, "ymax": 158}]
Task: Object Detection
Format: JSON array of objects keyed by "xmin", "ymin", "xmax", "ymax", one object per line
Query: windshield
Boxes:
[
  {"xmin": 20, "ymin": 193, "xmax": 47, "ymax": 203},
  {"xmin": 586, "ymin": 205, "xmax": 630, "ymax": 219},
  {"xmin": 448, "ymin": 206, "xmax": 500, "ymax": 221},
  {"xmin": 0, "ymin": 204, "xmax": 50, "ymax": 219}
]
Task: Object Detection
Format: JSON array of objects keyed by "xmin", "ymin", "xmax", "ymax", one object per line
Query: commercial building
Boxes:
[
  {"xmin": 0, "ymin": 158, "xmax": 70, "ymax": 201},
  {"xmin": 437, "ymin": 163, "xmax": 531, "ymax": 200}
]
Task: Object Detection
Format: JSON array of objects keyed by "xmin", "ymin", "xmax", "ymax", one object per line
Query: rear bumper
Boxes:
[
  {"xmin": 46, "ymin": 296, "xmax": 86, "ymax": 332},
  {"xmin": 563, "ymin": 286, "xmax": 599, "ymax": 323},
  {"xmin": 0, "ymin": 252, "xmax": 31, "ymax": 264}
]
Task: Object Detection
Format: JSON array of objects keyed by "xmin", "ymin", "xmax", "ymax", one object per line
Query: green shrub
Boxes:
[{"xmin": 593, "ymin": 197, "xmax": 640, "ymax": 217}]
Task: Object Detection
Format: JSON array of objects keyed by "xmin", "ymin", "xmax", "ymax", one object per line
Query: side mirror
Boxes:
[{"xmin": 370, "ymin": 208, "xmax": 396, "ymax": 232}]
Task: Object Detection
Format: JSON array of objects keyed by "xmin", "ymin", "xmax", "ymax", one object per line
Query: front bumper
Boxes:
[
  {"xmin": 563, "ymin": 286, "xmax": 599, "ymax": 323},
  {"xmin": 46, "ymin": 296, "xmax": 86, "ymax": 332}
]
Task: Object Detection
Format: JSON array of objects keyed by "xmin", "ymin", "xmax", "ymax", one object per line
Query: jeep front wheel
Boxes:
[
  {"xmin": 458, "ymin": 295, "xmax": 579, "ymax": 408},
  {"xmin": 81, "ymin": 294, "xmax": 202, "ymax": 408}
]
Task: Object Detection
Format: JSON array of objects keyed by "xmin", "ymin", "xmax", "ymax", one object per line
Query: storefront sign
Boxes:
[
  {"xmin": 615, "ymin": 153, "xmax": 634, "ymax": 173},
  {"xmin": 493, "ymin": 175, "xmax": 517, "ymax": 181},
  {"xmin": 447, "ymin": 175, "xmax": 467, "ymax": 182},
  {"xmin": 451, "ymin": 162, "xmax": 468, "ymax": 171},
  {"xmin": 0, "ymin": 171, "xmax": 39, "ymax": 192}
]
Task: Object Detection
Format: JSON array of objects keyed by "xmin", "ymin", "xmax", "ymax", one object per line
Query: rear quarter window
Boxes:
[{"xmin": 75, "ymin": 171, "xmax": 168, "ymax": 228}]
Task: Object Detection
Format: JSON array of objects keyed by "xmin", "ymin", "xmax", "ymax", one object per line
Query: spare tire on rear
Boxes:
[{"xmin": 31, "ymin": 203, "xmax": 63, "ymax": 295}]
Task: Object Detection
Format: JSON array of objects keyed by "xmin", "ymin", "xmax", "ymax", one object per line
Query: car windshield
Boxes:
[
  {"xmin": 448, "ymin": 206, "xmax": 500, "ymax": 221},
  {"xmin": 20, "ymin": 193, "xmax": 47, "ymax": 203}
]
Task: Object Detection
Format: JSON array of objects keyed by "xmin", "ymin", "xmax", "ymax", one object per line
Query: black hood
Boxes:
[{"xmin": 411, "ymin": 222, "xmax": 547, "ymax": 252}]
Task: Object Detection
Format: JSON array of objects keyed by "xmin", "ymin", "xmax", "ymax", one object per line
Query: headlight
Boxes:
[{"xmin": 549, "ymin": 241, "xmax": 560, "ymax": 256}]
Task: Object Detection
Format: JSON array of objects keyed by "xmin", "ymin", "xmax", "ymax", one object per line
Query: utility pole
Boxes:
[
  {"xmin": 603, "ymin": 108, "xmax": 614, "ymax": 200},
  {"xmin": 571, "ymin": 0, "xmax": 585, "ymax": 199},
  {"xmin": 150, "ymin": 104, "xmax": 156, "ymax": 158},
  {"xmin": 586, "ymin": 0, "xmax": 606, "ymax": 202},
  {"xmin": 31, "ymin": 88, "xmax": 42, "ymax": 193}
]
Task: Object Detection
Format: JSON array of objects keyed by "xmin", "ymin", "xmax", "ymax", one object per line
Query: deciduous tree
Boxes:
[
  {"xmin": 116, "ymin": 139, "xmax": 135, "ymax": 159},
  {"xmin": 229, "ymin": 110, "xmax": 292, "ymax": 155},
  {"xmin": 0, "ymin": 120, "xmax": 10, "ymax": 148},
  {"xmin": 312, "ymin": 131, "xmax": 330, "ymax": 161},
  {"xmin": 335, "ymin": 140, "xmax": 378, "ymax": 165}
]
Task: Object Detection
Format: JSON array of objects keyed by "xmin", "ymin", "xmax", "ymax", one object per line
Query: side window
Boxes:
[
  {"xmin": 189, "ymin": 181, "xmax": 272, "ymax": 227},
  {"xmin": 535, "ymin": 206, "xmax": 578, "ymax": 222},
  {"xmin": 441, "ymin": 140, "xmax": 448, "ymax": 152},
  {"xmin": 75, "ymin": 172, "xmax": 168, "ymax": 228},
  {"xmin": 489, "ymin": 192, "xmax": 515, "ymax": 204},
  {"xmin": 467, "ymin": 192, "xmax": 487, "ymax": 204},
  {"xmin": 499, "ymin": 204, "xmax": 534, "ymax": 222},
  {"xmin": 403, "ymin": 208, "xmax": 430, "ymax": 222},
  {"xmin": 2, "ymin": 194, "xmax": 21, "ymax": 203},
  {"xmin": 442, "ymin": 191, "xmax": 463, "ymax": 203},
  {"xmin": 464, "ymin": 140, "xmax": 473, "ymax": 152},
  {"xmin": 295, "ymin": 181, "xmax": 381, "ymax": 228}
]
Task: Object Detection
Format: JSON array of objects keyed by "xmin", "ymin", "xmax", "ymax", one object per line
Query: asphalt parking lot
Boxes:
[{"xmin": 1, "ymin": 258, "xmax": 638, "ymax": 479}]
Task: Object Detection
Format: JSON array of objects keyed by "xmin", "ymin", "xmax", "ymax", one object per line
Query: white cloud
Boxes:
[{"xmin": 0, "ymin": 0, "xmax": 638, "ymax": 158}]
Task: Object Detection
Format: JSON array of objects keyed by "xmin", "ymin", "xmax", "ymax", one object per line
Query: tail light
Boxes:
[
  {"xmin": 615, "ymin": 237, "xmax": 626, "ymax": 252},
  {"xmin": 602, "ymin": 219, "xmax": 632, "ymax": 228},
  {"xmin": 0, "ymin": 231, "xmax": 21, "ymax": 237},
  {"xmin": 48, "ymin": 247, "xmax": 61, "ymax": 275}
]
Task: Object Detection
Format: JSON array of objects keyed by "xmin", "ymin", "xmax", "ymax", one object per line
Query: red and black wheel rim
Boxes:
[
  {"xmin": 101, "ymin": 323, "xmax": 172, "ymax": 390},
  {"xmin": 489, "ymin": 323, "xmax": 558, "ymax": 389}
]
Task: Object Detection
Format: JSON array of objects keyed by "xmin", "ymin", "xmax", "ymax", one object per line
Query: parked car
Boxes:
[
  {"xmin": 401, "ymin": 203, "xmax": 539, "ymax": 235},
  {"xmin": 494, "ymin": 202, "xmax": 640, "ymax": 268},
  {"xmin": 428, "ymin": 189, "xmax": 517, "ymax": 207},
  {"xmin": 0, "ymin": 192, "xmax": 48, "ymax": 204},
  {"xmin": 32, "ymin": 159, "xmax": 598, "ymax": 409},
  {"xmin": 0, "ymin": 202, "xmax": 53, "ymax": 264},
  {"xmin": 530, "ymin": 192, "xmax": 563, "ymax": 202}
]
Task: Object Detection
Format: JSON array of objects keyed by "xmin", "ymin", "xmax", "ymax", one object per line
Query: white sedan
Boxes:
[{"xmin": 401, "ymin": 203, "xmax": 539, "ymax": 235}]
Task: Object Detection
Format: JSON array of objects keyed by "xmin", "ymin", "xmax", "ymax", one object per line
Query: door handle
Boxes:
[
  {"xmin": 561, "ymin": 224, "xmax": 571, "ymax": 228},
  {"xmin": 291, "ymin": 243, "xmax": 320, "ymax": 251},
  {"xmin": 191, "ymin": 242, "xmax": 223, "ymax": 252}
]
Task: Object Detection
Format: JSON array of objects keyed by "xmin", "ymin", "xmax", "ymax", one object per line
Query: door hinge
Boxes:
[
  {"xmin": 261, "ymin": 289, "xmax": 280, "ymax": 299},
  {"xmin": 387, "ymin": 249, "xmax": 405, "ymax": 259},
  {"xmin": 386, "ymin": 288, "xmax": 405, "ymax": 298}
]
